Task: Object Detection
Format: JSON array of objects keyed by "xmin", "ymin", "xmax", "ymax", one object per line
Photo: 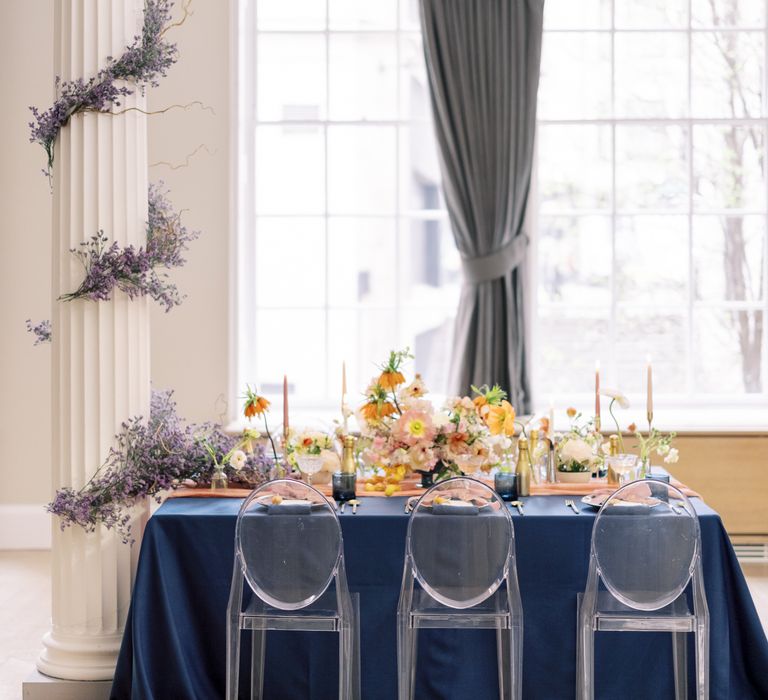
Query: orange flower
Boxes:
[
  {"xmin": 539, "ymin": 417, "xmax": 550, "ymax": 434},
  {"xmin": 627, "ymin": 422, "xmax": 637, "ymax": 433},
  {"xmin": 361, "ymin": 400, "xmax": 396, "ymax": 421},
  {"xmin": 566, "ymin": 407, "xmax": 577, "ymax": 418},
  {"xmin": 244, "ymin": 395, "xmax": 270, "ymax": 419},
  {"xmin": 302, "ymin": 437, "xmax": 313, "ymax": 447},
  {"xmin": 486, "ymin": 400, "xmax": 516, "ymax": 436},
  {"xmin": 378, "ymin": 370, "xmax": 405, "ymax": 391}
]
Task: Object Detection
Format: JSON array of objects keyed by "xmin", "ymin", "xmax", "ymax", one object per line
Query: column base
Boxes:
[
  {"xmin": 36, "ymin": 630, "xmax": 121, "ymax": 681},
  {"xmin": 23, "ymin": 670, "xmax": 111, "ymax": 700}
]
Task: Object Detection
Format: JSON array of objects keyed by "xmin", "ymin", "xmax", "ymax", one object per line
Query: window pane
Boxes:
[
  {"xmin": 615, "ymin": 0, "xmax": 688, "ymax": 28},
  {"xmin": 257, "ymin": 0, "xmax": 325, "ymax": 30},
  {"xmin": 615, "ymin": 216, "xmax": 688, "ymax": 305},
  {"xmin": 692, "ymin": 32, "xmax": 764, "ymax": 118},
  {"xmin": 537, "ymin": 216, "xmax": 611, "ymax": 306},
  {"xmin": 538, "ymin": 125, "xmax": 612, "ymax": 211},
  {"xmin": 539, "ymin": 34, "xmax": 611, "ymax": 119},
  {"xmin": 616, "ymin": 126, "xmax": 688, "ymax": 210},
  {"xmin": 257, "ymin": 34, "xmax": 326, "ymax": 121},
  {"xmin": 327, "ymin": 218, "xmax": 397, "ymax": 307},
  {"xmin": 400, "ymin": 35, "xmax": 430, "ymax": 120},
  {"xmin": 399, "ymin": 123, "xmax": 444, "ymax": 212},
  {"xmin": 615, "ymin": 310, "xmax": 688, "ymax": 393},
  {"xmin": 257, "ymin": 310, "xmax": 327, "ymax": 401},
  {"xmin": 256, "ymin": 218, "xmax": 325, "ymax": 308},
  {"xmin": 692, "ymin": 0, "xmax": 765, "ymax": 27},
  {"xmin": 693, "ymin": 124, "xmax": 766, "ymax": 210},
  {"xmin": 327, "ymin": 308, "xmax": 398, "ymax": 402},
  {"xmin": 327, "ymin": 126, "xmax": 397, "ymax": 214},
  {"xmin": 329, "ymin": 34, "xmax": 398, "ymax": 121},
  {"xmin": 693, "ymin": 309, "xmax": 764, "ymax": 393},
  {"xmin": 402, "ymin": 308, "xmax": 456, "ymax": 393},
  {"xmin": 615, "ymin": 32, "xmax": 688, "ymax": 118},
  {"xmin": 543, "ymin": 0, "xmax": 611, "ymax": 28},
  {"xmin": 400, "ymin": 218, "xmax": 461, "ymax": 309},
  {"xmin": 693, "ymin": 215, "xmax": 766, "ymax": 301},
  {"xmin": 256, "ymin": 125, "xmax": 325, "ymax": 214},
  {"xmin": 535, "ymin": 309, "xmax": 611, "ymax": 395},
  {"xmin": 329, "ymin": 0, "xmax": 397, "ymax": 30}
]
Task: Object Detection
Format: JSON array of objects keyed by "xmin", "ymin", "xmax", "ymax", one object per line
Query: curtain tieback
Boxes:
[{"xmin": 461, "ymin": 234, "xmax": 529, "ymax": 285}]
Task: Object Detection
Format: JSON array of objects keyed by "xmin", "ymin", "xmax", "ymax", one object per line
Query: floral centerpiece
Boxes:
[
  {"xmin": 358, "ymin": 350, "xmax": 514, "ymax": 493},
  {"xmin": 633, "ymin": 427, "xmax": 679, "ymax": 474},
  {"xmin": 284, "ymin": 429, "xmax": 340, "ymax": 484},
  {"xmin": 555, "ymin": 410, "xmax": 602, "ymax": 482}
]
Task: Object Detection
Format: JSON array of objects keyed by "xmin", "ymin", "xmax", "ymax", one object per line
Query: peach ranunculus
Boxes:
[
  {"xmin": 566, "ymin": 407, "xmax": 578, "ymax": 418},
  {"xmin": 394, "ymin": 409, "xmax": 436, "ymax": 446},
  {"xmin": 485, "ymin": 400, "xmax": 516, "ymax": 436}
]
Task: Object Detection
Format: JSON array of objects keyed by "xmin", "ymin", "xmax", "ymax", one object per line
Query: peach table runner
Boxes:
[{"xmin": 167, "ymin": 476, "xmax": 700, "ymax": 501}]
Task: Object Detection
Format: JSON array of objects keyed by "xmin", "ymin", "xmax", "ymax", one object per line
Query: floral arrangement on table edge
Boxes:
[
  {"xmin": 555, "ymin": 407, "xmax": 603, "ymax": 473},
  {"xmin": 357, "ymin": 349, "xmax": 520, "ymax": 495},
  {"xmin": 47, "ymin": 389, "xmax": 271, "ymax": 544},
  {"xmin": 29, "ymin": 0, "xmax": 182, "ymax": 178}
]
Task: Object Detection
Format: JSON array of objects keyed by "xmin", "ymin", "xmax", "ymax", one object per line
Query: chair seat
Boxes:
[
  {"xmin": 240, "ymin": 586, "xmax": 343, "ymax": 632},
  {"xmin": 408, "ymin": 586, "xmax": 514, "ymax": 629},
  {"xmin": 583, "ymin": 591, "xmax": 695, "ymax": 633}
]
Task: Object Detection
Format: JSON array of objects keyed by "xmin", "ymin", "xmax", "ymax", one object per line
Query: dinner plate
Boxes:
[{"xmin": 581, "ymin": 494, "xmax": 661, "ymax": 510}]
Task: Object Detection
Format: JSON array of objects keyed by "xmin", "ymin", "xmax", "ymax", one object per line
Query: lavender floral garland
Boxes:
[
  {"xmin": 29, "ymin": 0, "xmax": 178, "ymax": 176},
  {"xmin": 47, "ymin": 390, "xmax": 271, "ymax": 543},
  {"xmin": 60, "ymin": 183, "xmax": 198, "ymax": 311},
  {"xmin": 26, "ymin": 319, "xmax": 52, "ymax": 345}
]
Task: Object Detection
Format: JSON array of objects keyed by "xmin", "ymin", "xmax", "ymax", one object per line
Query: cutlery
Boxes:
[
  {"xmin": 350, "ymin": 499, "xmax": 360, "ymax": 515},
  {"xmin": 565, "ymin": 499, "xmax": 580, "ymax": 515},
  {"xmin": 340, "ymin": 501, "xmax": 347, "ymax": 514},
  {"xmin": 510, "ymin": 500, "xmax": 525, "ymax": 516}
]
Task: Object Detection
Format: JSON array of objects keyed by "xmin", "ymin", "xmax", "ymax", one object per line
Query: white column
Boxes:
[{"xmin": 38, "ymin": 0, "xmax": 150, "ymax": 681}]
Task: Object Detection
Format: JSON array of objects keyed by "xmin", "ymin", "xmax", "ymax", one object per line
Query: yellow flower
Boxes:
[
  {"xmin": 384, "ymin": 484, "xmax": 399, "ymax": 496},
  {"xmin": 486, "ymin": 400, "xmax": 516, "ymax": 436}
]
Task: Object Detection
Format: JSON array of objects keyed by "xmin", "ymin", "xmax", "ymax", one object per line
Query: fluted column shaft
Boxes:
[{"xmin": 38, "ymin": 0, "xmax": 150, "ymax": 681}]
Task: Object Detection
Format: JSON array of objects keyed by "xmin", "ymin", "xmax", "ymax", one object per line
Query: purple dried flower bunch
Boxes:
[
  {"xmin": 25, "ymin": 319, "xmax": 52, "ymax": 345},
  {"xmin": 47, "ymin": 389, "xmax": 272, "ymax": 543},
  {"xmin": 59, "ymin": 183, "xmax": 198, "ymax": 311},
  {"xmin": 29, "ymin": 0, "xmax": 178, "ymax": 175}
]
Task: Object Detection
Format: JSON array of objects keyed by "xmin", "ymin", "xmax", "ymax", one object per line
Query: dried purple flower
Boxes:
[
  {"xmin": 26, "ymin": 319, "xmax": 52, "ymax": 345},
  {"xmin": 29, "ymin": 0, "xmax": 178, "ymax": 176},
  {"xmin": 47, "ymin": 389, "xmax": 272, "ymax": 544},
  {"xmin": 59, "ymin": 183, "xmax": 198, "ymax": 311}
]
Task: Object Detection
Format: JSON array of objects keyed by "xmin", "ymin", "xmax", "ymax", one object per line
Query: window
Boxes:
[
  {"xmin": 535, "ymin": 0, "xmax": 767, "ymax": 412},
  {"xmin": 234, "ymin": 0, "xmax": 459, "ymax": 413},
  {"xmin": 236, "ymin": 0, "xmax": 768, "ymax": 422}
]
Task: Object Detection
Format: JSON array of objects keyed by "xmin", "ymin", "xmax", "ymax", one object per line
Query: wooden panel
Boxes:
[{"xmin": 669, "ymin": 435, "xmax": 768, "ymax": 536}]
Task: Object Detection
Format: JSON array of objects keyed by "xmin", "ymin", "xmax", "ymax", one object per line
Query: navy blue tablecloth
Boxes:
[{"xmin": 111, "ymin": 496, "xmax": 768, "ymax": 699}]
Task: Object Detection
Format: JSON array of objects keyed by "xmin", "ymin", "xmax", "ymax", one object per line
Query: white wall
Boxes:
[{"xmin": 0, "ymin": 0, "xmax": 231, "ymax": 514}]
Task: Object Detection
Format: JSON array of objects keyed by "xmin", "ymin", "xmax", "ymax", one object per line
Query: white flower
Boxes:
[
  {"xmin": 230, "ymin": 450, "xmax": 247, "ymax": 470},
  {"xmin": 559, "ymin": 438, "xmax": 594, "ymax": 466},
  {"xmin": 601, "ymin": 387, "xmax": 630, "ymax": 409},
  {"xmin": 656, "ymin": 443, "xmax": 670, "ymax": 456},
  {"xmin": 432, "ymin": 411, "xmax": 451, "ymax": 427},
  {"xmin": 664, "ymin": 447, "xmax": 679, "ymax": 464},
  {"xmin": 600, "ymin": 441, "xmax": 611, "ymax": 455}
]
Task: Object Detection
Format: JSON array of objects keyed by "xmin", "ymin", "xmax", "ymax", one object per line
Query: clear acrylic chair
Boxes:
[
  {"xmin": 397, "ymin": 476, "xmax": 523, "ymax": 700},
  {"xmin": 577, "ymin": 479, "xmax": 709, "ymax": 699},
  {"xmin": 226, "ymin": 479, "xmax": 359, "ymax": 699}
]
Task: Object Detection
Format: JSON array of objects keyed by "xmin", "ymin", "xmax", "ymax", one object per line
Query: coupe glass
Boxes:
[
  {"xmin": 605, "ymin": 454, "xmax": 639, "ymax": 486},
  {"xmin": 295, "ymin": 453, "xmax": 325, "ymax": 484}
]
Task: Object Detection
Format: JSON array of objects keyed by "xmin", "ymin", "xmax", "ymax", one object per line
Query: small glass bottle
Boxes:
[
  {"xmin": 332, "ymin": 435, "xmax": 357, "ymax": 502},
  {"xmin": 606, "ymin": 434, "xmax": 620, "ymax": 486},
  {"xmin": 529, "ymin": 428, "xmax": 547, "ymax": 483},
  {"xmin": 515, "ymin": 435, "xmax": 532, "ymax": 497}
]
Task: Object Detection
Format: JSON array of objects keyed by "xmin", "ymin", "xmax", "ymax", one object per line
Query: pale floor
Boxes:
[{"xmin": 0, "ymin": 553, "xmax": 766, "ymax": 700}]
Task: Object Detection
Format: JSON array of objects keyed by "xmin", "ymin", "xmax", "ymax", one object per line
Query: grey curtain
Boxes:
[{"xmin": 419, "ymin": 0, "xmax": 544, "ymax": 412}]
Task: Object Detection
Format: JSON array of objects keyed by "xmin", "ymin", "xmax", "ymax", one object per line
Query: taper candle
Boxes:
[
  {"xmin": 341, "ymin": 361, "xmax": 349, "ymax": 433},
  {"xmin": 548, "ymin": 401, "xmax": 554, "ymax": 440},
  {"xmin": 595, "ymin": 361, "xmax": 601, "ymax": 430},
  {"xmin": 283, "ymin": 375, "xmax": 289, "ymax": 438},
  {"xmin": 646, "ymin": 356, "xmax": 653, "ymax": 427}
]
